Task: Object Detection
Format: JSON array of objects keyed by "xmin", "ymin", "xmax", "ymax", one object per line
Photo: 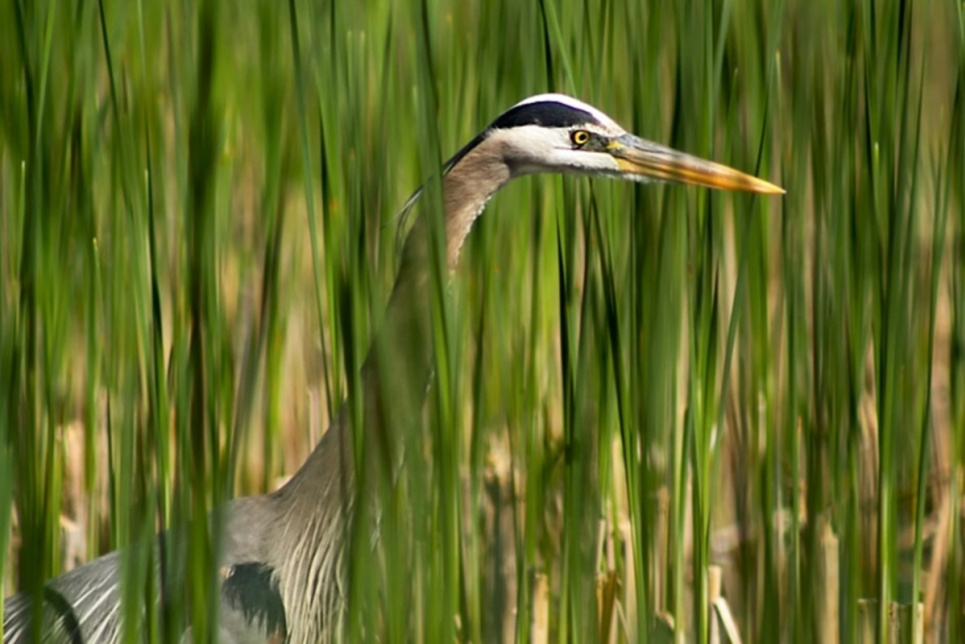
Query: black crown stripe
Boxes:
[
  {"xmin": 438, "ymin": 101, "xmax": 600, "ymax": 177},
  {"xmin": 489, "ymin": 101, "xmax": 600, "ymax": 130}
]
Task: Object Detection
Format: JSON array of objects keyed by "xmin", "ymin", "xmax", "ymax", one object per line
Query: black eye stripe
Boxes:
[
  {"xmin": 441, "ymin": 102, "xmax": 604, "ymax": 178},
  {"xmin": 490, "ymin": 102, "xmax": 601, "ymax": 129}
]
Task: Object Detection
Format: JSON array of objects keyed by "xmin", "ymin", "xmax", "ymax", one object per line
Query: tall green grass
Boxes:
[{"xmin": 1, "ymin": 0, "xmax": 963, "ymax": 641}]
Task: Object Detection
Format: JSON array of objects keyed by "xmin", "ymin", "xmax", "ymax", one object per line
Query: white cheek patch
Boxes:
[
  {"xmin": 478, "ymin": 94, "xmax": 631, "ymax": 176},
  {"xmin": 484, "ymin": 126, "xmax": 564, "ymax": 174},
  {"xmin": 555, "ymin": 150, "xmax": 622, "ymax": 175},
  {"xmin": 485, "ymin": 123, "xmax": 621, "ymax": 177},
  {"xmin": 497, "ymin": 125, "xmax": 566, "ymax": 153}
]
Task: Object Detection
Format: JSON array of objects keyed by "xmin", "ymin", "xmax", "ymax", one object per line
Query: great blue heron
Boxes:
[{"xmin": 2, "ymin": 94, "xmax": 782, "ymax": 643}]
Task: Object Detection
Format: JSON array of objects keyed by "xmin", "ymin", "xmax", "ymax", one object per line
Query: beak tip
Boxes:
[
  {"xmin": 759, "ymin": 183, "xmax": 786, "ymax": 195},
  {"xmin": 744, "ymin": 176, "xmax": 784, "ymax": 195}
]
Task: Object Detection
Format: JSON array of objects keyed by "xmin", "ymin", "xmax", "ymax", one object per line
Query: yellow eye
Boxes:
[{"xmin": 571, "ymin": 130, "xmax": 591, "ymax": 146}]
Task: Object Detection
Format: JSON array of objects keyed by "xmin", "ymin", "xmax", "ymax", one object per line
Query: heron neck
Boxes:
[
  {"xmin": 352, "ymin": 141, "xmax": 512, "ymax": 449},
  {"xmin": 282, "ymin": 140, "xmax": 511, "ymax": 501},
  {"xmin": 441, "ymin": 142, "xmax": 512, "ymax": 269}
]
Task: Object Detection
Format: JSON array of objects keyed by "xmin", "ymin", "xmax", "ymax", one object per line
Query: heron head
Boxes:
[{"xmin": 473, "ymin": 93, "xmax": 783, "ymax": 194}]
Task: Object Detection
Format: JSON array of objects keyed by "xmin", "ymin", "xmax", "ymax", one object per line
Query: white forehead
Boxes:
[{"xmin": 511, "ymin": 93, "xmax": 624, "ymax": 131}]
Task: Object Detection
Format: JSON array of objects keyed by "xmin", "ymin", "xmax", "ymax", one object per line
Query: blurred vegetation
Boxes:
[{"xmin": 1, "ymin": 0, "xmax": 963, "ymax": 641}]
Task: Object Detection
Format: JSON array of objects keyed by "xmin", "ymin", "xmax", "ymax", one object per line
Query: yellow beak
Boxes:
[{"xmin": 608, "ymin": 134, "xmax": 784, "ymax": 195}]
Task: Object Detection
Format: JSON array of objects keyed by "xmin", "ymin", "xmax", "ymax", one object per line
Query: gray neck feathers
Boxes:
[
  {"xmin": 280, "ymin": 133, "xmax": 511, "ymax": 505},
  {"xmin": 269, "ymin": 134, "xmax": 512, "ymax": 639}
]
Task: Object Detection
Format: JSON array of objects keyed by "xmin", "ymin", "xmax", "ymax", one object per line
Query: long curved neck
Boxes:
[
  {"xmin": 282, "ymin": 136, "xmax": 511, "ymax": 498},
  {"xmin": 263, "ymin": 134, "xmax": 512, "ymax": 641}
]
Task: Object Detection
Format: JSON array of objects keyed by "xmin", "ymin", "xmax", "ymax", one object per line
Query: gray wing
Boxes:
[
  {"xmin": 3, "ymin": 498, "xmax": 287, "ymax": 644},
  {"xmin": 3, "ymin": 551, "xmax": 123, "ymax": 643}
]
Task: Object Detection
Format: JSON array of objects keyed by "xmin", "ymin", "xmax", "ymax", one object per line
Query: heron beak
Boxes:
[{"xmin": 608, "ymin": 134, "xmax": 784, "ymax": 194}]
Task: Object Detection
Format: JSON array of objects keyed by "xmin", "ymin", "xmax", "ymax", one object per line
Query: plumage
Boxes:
[{"xmin": 3, "ymin": 94, "xmax": 781, "ymax": 643}]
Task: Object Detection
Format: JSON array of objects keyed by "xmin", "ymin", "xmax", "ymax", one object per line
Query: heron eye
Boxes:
[{"xmin": 571, "ymin": 130, "xmax": 591, "ymax": 147}]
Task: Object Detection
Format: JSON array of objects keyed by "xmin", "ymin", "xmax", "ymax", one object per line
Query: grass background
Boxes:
[{"xmin": 1, "ymin": 0, "xmax": 963, "ymax": 641}]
